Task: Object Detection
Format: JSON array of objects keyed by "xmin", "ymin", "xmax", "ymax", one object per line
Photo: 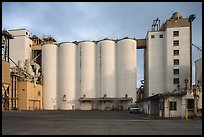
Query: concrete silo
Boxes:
[
  {"xmin": 98, "ymin": 40, "xmax": 117, "ymax": 98},
  {"xmin": 95, "ymin": 42, "xmax": 100, "ymax": 99},
  {"xmin": 117, "ymin": 39, "xmax": 137, "ymax": 105},
  {"xmin": 42, "ymin": 44, "xmax": 58, "ymax": 110},
  {"xmin": 59, "ymin": 42, "xmax": 76, "ymax": 110},
  {"xmin": 195, "ymin": 58, "xmax": 202, "ymax": 85},
  {"xmin": 78, "ymin": 41, "xmax": 96, "ymax": 110},
  {"xmin": 195, "ymin": 58, "xmax": 202, "ymax": 110}
]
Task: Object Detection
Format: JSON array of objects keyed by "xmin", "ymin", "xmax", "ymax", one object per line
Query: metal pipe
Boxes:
[
  {"xmin": 14, "ymin": 76, "xmax": 17, "ymax": 108},
  {"xmin": 8, "ymin": 56, "xmax": 31, "ymax": 76},
  {"xmin": 11, "ymin": 76, "xmax": 13, "ymax": 109}
]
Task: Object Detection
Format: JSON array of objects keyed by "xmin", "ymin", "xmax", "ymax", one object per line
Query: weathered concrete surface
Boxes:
[{"xmin": 2, "ymin": 110, "xmax": 202, "ymax": 135}]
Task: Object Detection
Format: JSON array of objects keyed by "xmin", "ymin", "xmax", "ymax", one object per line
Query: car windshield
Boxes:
[{"xmin": 130, "ymin": 104, "xmax": 139, "ymax": 108}]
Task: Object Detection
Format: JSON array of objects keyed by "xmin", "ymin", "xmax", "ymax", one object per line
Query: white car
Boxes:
[{"xmin": 129, "ymin": 106, "xmax": 140, "ymax": 113}]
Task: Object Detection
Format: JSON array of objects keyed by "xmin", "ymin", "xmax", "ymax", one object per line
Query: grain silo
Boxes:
[
  {"xmin": 195, "ymin": 58, "xmax": 202, "ymax": 85},
  {"xmin": 78, "ymin": 41, "xmax": 96, "ymax": 110},
  {"xmin": 195, "ymin": 58, "xmax": 202, "ymax": 110},
  {"xmin": 42, "ymin": 44, "xmax": 58, "ymax": 110},
  {"xmin": 59, "ymin": 42, "xmax": 76, "ymax": 110},
  {"xmin": 95, "ymin": 42, "xmax": 100, "ymax": 98},
  {"xmin": 98, "ymin": 40, "xmax": 117, "ymax": 98},
  {"xmin": 117, "ymin": 38, "xmax": 137, "ymax": 108}
]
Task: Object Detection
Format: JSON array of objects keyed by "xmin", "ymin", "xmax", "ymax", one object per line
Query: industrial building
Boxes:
[
  {"xmin": 2, "ymin": 12, "xmax": 202, "ymax": 117},
  {"xmin": 137, "ymin": 12, "xmax": 202, "ymax": 118},
  {"xmin": 42, "ymin": 39, "xmax": 137, "ymax": 110},
  {"xmin": 2, "ymin": 29, "xmax": 44, "ymax": 110}
]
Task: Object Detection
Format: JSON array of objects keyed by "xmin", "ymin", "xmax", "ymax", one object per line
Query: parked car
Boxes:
[{"xmin": 129, "ymin": 105, "xmax": 140, "ymax": 113}]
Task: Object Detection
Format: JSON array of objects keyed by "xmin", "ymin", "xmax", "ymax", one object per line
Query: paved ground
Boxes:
[{"xmin": 2, "ymin": 110, "xmax": 202, "ymax": 135}]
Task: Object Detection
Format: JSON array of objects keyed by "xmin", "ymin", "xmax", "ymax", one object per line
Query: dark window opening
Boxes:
[
  {"xmin": 173, "ymin": 31, "xmax": 179, "ymax": 37},
  {"xmin": 151, "ymin": 35, "xmax": 155, "ymax": 39},
  {"xmin": 173, "ymin": 50, "xmax": 179, "ymax": 56},
  {"xmin": 159, "ymin": 35, "xmax": 163, "ymax": 38},
  {"xmin": 169, "ymin": 101, "xmax": 177, "ymax": 110},
  {"xmin": 174, "ymin": 59, "xmax": 179, "ymax": 65},
  {"xmin": 173, "ymin": 40, "xmax": 179, "ymax": 46},
  {"xmin": 174, "ymin": 78, "xmax": 179, "ymax": 84},
  {"xmin": 173, "ymin": 69, "xmax": 179, "ymax": 75},
  {"xmin": 38, "ymin": 91, "xmax": 40, "ymax": 96}
]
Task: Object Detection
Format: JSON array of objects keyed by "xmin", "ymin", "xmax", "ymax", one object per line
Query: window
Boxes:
[
  {"xmin": 38, "ymin": 91, "xmax": 40, "ymax": 96},
  {"xmin": 173, "ymin": 40, "xmax": 179, "ymax": 46},
  {"xmin": 173, "ymin": 69, "xmax": 179, "ymax": 75},
  {"xmin": 169, "ymin": 101, "xmax": 177, "ymax": 110},
  {"xmin": 174, "ymin": 78, "xmax": 179, "ymax": 84},
  {"xmin": 174, "ymin": 59, "xmax": 179, "ymax": 65},
  {"xmin": 173, "ymin": 50, "xmax": 179, "ymax": 56},
  {"xmin": 173, "ymin": 31, "xmax": 179, "ymax": 37},
  {"xmin": 159, "ymin": 35, "xmax": 163, "ymax": 38},
  {"xmin": 151, "ymin": 35, "xmax": 155, "ymax": 39}
]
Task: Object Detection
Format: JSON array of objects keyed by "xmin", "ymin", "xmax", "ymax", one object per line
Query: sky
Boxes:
[{"xmin": 2, "ymin": 2, "xmax": 202, "ymax": 88}]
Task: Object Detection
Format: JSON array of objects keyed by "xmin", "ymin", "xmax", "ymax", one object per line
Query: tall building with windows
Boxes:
[{"xmin": 144, "ymin": 12, "xmax": 194, "ymax": 97}]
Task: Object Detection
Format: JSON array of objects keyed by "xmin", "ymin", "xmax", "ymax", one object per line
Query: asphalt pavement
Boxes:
[{"xmin": 2, "ymin": 110, "xmax": 202, "ymax": 135}]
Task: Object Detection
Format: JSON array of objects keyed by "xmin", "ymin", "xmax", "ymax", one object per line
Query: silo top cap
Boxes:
[{"xmin": 171, "ymin": 12, "xmax": 182, "ymax": 19}]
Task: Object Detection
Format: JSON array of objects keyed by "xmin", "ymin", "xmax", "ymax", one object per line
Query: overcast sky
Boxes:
[{"xmin": 2, "ymin": 2, "xmax": 202, "ymax": 88}]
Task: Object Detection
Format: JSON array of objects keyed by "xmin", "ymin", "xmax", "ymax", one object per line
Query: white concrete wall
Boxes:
[
  {"xmin": 99, "ymin": 40, "xmax": 117, "ymax": 98},
  {"xmin": 117, "ymin": 39, "xmax": 137, "ymax": 102},
  {"xmin": 8, "ymin": 29, "xmax": 33, "ymax": 68},
  {"xmin": 164, "ymin": 96, "xmax": 184, "ymax": 117},
  {"xmin": 79, "ymin": 42, "xmax": 96, "ymax": 98},
  {"xmin": 95, "ymin": 43, "xmax": 100, "ymax": 99},
  {"xmin": 76, "ymin": 43, "xmax": 81, "ymax": 109},
  {"xmin": 80, "ymin": 102, "xmax": 93, "ymax": 110},
  {"xmin": 139, "ymin": 100, "xmax": 150, "ymax": 114},
  {"xmin": 163, "ymin": 92, "xmax": 196, "ymax": 118},
  {"xmin": 59, "ymin": 43, "xmax": 76, "ymax": 110},
  {"xmin": 145, "ymin": 31, "xmax": 165, "ymax": 97},
  {"xmin": 42, "ymin": 44, "xmax": 58, "ymax": 110},
  {"xmin": 165, "ymin": 27, "xmax": 190, "ymax": 91},
  {"xmin": 181, "ymin": 95, "xmax": 187, "ymax": 118},
  {"xmin": 145, "ymin": 27, "xmax": 191, "ymax": 98}
]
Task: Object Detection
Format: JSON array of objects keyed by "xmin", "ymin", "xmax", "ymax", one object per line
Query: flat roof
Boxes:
[{"xmin": 78, "ymin": 97, "xmax": 133, "ymax": 102}]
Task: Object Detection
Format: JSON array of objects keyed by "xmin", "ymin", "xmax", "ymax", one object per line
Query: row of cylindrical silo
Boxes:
[
  {"xmin": 42, "ymin": 44, "xmax": 58, "ymax": 110},
  {"xmin": 97, "ymin": 40, "xmax": 117, "ymax": 98},
  {"xmin": 42, "ymin": 38, "xmax": 137, "ymax": 110},
  {"xmin": 59, "ymin": 42, "xmax": 76, "ymax": 110}
]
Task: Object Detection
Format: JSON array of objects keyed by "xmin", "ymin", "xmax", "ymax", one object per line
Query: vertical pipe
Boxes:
[
  {"xmin": 14, "ymin": 76, "xmax": 17, "ymax": 108},
  {"xmin": 11, "ymin": 76, "xmax": 13, "ymax": 109}
]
